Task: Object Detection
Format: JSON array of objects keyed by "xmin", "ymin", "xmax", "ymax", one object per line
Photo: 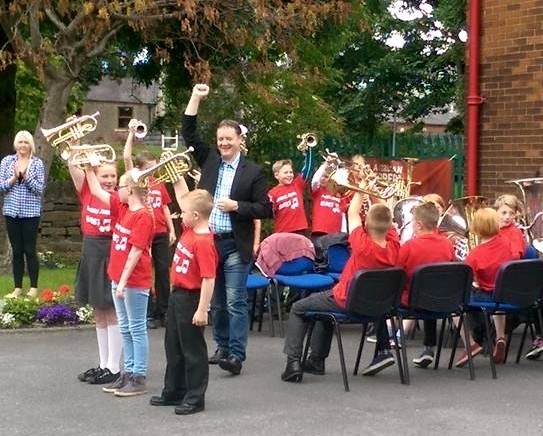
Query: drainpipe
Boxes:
[{"xmin": 466, "ymin": 0, "xmax": 484, "ymax": 196}]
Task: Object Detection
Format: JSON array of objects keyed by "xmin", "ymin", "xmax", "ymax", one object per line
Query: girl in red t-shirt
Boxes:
[
  {"xmin": 495, "ymin": 194, "xmax": 526, "ymax": 259},
  {"xmin": 69, "ymin": 161, "xmax": 122, "ymax": 386},
  {"xmin": 86, "ymin": 168, "xmax": 154, "ymax": 397},
  {"xmin": 458, "ymin": 208, "xmax": 515, "ymax": 367},
  {"xmin": 310, "ymin": 162, "xmax": 342, "ymax": 237},
  {"xmin": 124, "ymin": 128, "xmax": 176, "ymax": 328}
]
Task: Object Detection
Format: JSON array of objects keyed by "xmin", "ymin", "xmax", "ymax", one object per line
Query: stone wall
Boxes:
[
  {"xmin": 38, "ymin": 181, "xmax": 83, "ymax": 259},
  {"xmin": 479, "ymin": 1, "xmax": 543, "ymax": 198}
]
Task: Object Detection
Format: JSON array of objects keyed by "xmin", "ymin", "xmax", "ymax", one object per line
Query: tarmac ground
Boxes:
[{"xmin": 1, "ymin": 322, "xmax": 542, "ymax": 436}]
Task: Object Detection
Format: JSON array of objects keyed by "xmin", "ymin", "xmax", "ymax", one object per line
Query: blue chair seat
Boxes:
[
  {"xmin": 467, "ymin": 301, "xmax": 522, "ymax": 312},
  {"xmin": 247, "ymin": 275, "xmax": 270, "ymax": 289},
  {"xmin": 273, "ymin": 273, "xmax": 335, "ymax": 289}
]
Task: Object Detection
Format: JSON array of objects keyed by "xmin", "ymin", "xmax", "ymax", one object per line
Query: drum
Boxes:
[{"xmin": 393, "ymin": 196, "xmax": 424, "ymax": 244}]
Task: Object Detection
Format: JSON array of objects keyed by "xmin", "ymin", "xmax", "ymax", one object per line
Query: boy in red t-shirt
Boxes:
[
  {"xmin": 268, "ymin": 151, "xmax": 312, "ymax": 234},
  {"xmin": 86, "ymin": 168, "xmax": 155, "ymax": 397},
  {"xmin": 310, "ymin": 162, "xmax": 342, "ymax": 238},
  {"xmin": 495, "ymin": 194, "xmax": 525, "ymax": 259},
  {"xmin": 150, "ymin": 188, "xmax": 218, "ymax": 415},
  {"xmin": 281, "ymin": 192, "xmax": 399, "ymax": 383},
  {"xmin": 455, "ymin": 208, "xmax": 515, "ymax": 367},
  {"xmin": 394, "ymin": 202, "xmax": 455, "ymax": 371}
]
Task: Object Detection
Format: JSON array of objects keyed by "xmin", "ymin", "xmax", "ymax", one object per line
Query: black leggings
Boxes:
[{"xmin": 5, "ymin": 216, "xmax": 40, "ymax": 288}]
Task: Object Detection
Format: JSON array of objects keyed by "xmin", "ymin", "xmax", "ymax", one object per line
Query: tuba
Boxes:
[
  {"xmin": 41, "ymin": 112, "xmax": 100, "ymax": 154},
  {"xmin": 505, "ymin": 177, "xmax": 543, "ymax": 250},
  {"xmin": 438, "ymin": 196, "xmax": 488, "ymax": 260},
  {"xmin": 393, "ymin": 196, "xmax": 424, "ymax": 243},
  {"xmin": 69, "ymin": 144, "xmax": 117, "ymax": 168},
  {"xmin": 132, "ymin": 148, "xmax": 194, "ymax": 187},
  {"xmin": 297, "ymin": 132, "xmax": 318, "ymax": 154}
]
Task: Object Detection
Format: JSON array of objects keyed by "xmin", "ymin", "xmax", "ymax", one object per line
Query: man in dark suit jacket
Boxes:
[{"xmin": 182, "ymin": 84, "xmax": 272, "ymax": 375}]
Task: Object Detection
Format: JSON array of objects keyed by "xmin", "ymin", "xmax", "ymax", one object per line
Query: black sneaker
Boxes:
[
  {"xmin": 209, "ymin": 349, "xmax": 228, "ymax": 365},
  {"xmin": 362, "ymin": 351, "xmax": 395, "ymax": 376},
  {"xmin": 413, "ymin": 349, "xmax": 435, "ymax": 368},
  {"xmin": 77, "ymin": 366, "xmax": 100, "ymax": 382},
  {"xmin": 102, "ymin": 372, "xmax": 131, "ymax": 393},
  {"xmin": 88, "ymin": 368, "xmax": 120, "ymax": 385}
]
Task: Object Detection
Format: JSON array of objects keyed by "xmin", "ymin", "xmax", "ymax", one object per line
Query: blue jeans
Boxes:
[
  {"xmin": 112, "ymin": 282, "xmax": 149, "ymax": 376},
  {"xmin": 212, "ymin": 239, "xmax": 250, "ymax": 361}
]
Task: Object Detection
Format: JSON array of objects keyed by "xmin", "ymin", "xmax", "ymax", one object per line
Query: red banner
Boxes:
[{"xmin": 364, "ymin": 158, "xmax": 453, "ymax": 203}]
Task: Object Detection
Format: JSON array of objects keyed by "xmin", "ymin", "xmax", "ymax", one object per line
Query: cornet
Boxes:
[
  {"xmin": 297, "ymin": 132, "xmax": 318, "ymax": 154},
  {"xmin": 68, "ymin": 144, "xmax": 117, "ymax": 168},
  {"xmin": 132, "ymin": 147, "xmax": 194, "ymax": 188},
  {"xmin": 41, "ymin": 112, "xmax": 100, "ymax": 151},
  {"xmin": 128, "ymin": 119, "xmax": 147, "ymax": 139}
]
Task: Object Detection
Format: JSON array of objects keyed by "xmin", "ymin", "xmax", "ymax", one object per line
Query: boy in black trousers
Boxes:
[{"xmin": 150, "ymin": 188, "xmax": 218, "ymax": 415}]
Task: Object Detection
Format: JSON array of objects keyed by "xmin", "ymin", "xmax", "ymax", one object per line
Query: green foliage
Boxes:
[
  {"xmin": 2, "ymin": 297, "xmax": 40, "ymax": 326},
  {"xmin": 15, "ymin": 62, "xmax": 44, "ymax": 133}
]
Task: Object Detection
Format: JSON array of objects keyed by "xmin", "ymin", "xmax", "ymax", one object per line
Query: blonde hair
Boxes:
[
  {"xmin": 121, "ymin": 171, "xmax": 149, "ymax": 203},
  {"xmin": 471, "ymin": 207, "xmax": 500, "ymax": 238},
  {"xmin": 180, "ymin": 189, "xmax": 214, "ymax": 219},
  {"xmin": 365, "ymin": 204, "xmax": 392, "ymax": 236},
  {"xmin": 13, "ymin": 131, "xmax": 36, "ymax": 155},
  {"xmin": 422, "ymin": 193, "xmax": 446, "ymax": 211},
  {"xmin": 272, "ymin": 159, "xmax": 293, "ymax": 174},
  {"xmin": 134, "ymin": 150, "xmax": 156, "ymax": 169},
  {"xmin": 413, "ymin": 202, "xmax": 440, "ymax": 230},
  {"xmin": 494, "ymin": 194, "xmax": 522, "ymax": 214}
]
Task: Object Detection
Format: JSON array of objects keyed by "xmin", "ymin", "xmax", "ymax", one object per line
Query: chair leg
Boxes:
[
  {"xmin": 390, "ymin": 317, "xmax": 406, "ymax": 385},
  {"xmin": 481, "ymin": 309, "xmax": 497, "ymax": 379},
  {"xmin": 257, "ymin": 287, "xmax": 266, "ymax": 333},
  {"xmin": 353, "ymin": 323, "xmax": 367, "ymax": 376},
  {"xmin": 275, "ymin": 284, "xmax": 285, "ymax": 338},
  {"xmin": 333, "ymin": 320, "xmax": 350, "ymax": 392},
  {"xmin": 396, "ymin": 315, "xmax": 410, "ymax": 385},
  {"xmin": 267, "ymin": 284, "xmax": 276, "ymax": 338},
  {"xmin": 448, "ymin": 319, "xmax": 459, "ymax": 370},
  {"xmin": 516, "ymin": 322, "xmax": 529, "ymax": 364},
  {"xmin": 461, "ymin": 314, "xmax": 476, "ymax": 381},
  {"xmin": 248, "ymin": 291, "xmax": 257, "ymax": 331},
  {"xmin": 434, "ymin": 317, "xmax": 447, "ymax": 370},
  {"xmin": 302, "ymin": 321, "xmax": 316, "ymax": 366},
  {"xmin": 504, "ymin": 326, "xmax": 512, "ymax": 364}
]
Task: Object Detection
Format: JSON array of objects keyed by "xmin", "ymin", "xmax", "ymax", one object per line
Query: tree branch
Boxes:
[
  {"xmin": 44, "ymin": 6, "xmax": 67, "ymax": 32},
  {"xmin": 85, "ymin": 22, "xmax": 125, "ymax": 59},
  {"xmin": 28, "ymin": 3, "xmax": 42, "ymax": 51}
]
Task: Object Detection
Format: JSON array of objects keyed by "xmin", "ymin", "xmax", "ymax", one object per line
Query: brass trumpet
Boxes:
[
  {"xmin": 132, "ymin": 147, "xmax": 194, "ymax": 188},
  {"xmin": 41, "ymin": 112, "xmax": 100, "ymax": 151},
  {"xmin": 69, "ymin": 144, "xmax": 117, "ymax": 168},
  {"xmin": 128, "ymin": 119, "xmax": 148, "ymax": 139},
  {"xmin": 297, "ymin": 132, "xmax": 318, "ymax": 154}
]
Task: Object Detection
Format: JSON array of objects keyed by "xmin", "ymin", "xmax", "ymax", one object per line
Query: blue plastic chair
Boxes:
[
  {"xmin": 272, "ymin": 257, "xmax": 336, "ymax": 338},
  {"xmin": 461, "ymin": 259, "xmax": 543, "ymax": 379},
  {"xmin": 323, "ymin": 244, "xmax": 351, "ymax": 282}
]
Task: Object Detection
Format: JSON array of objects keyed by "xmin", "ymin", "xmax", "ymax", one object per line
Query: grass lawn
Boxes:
[{"xmin": 0, "ymin": 267, "xmax": 77, "ymax": 298}]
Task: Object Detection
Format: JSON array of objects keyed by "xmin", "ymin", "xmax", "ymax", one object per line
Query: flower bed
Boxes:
[{"xmin": 0, "ymin": 285, "xmax": 94, "ymax": 329}]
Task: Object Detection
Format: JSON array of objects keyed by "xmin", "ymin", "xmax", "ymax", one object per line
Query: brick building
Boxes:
[{"xmin": 478, "ymin": 1, "xmax": 543, "ymax": 198}]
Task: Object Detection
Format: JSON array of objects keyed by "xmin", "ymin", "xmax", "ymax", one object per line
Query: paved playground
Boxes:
[{"xmin": 1, "ymin": 325, "xmax": 542, "ymax": 436}]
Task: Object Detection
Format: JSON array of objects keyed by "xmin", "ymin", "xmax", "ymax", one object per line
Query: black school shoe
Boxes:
[
  {"xmin": 78, "ymin": 366, "xmax": 100, "ymax": 382},
  {"xmin": 209, "ymin": 349, "xmax": 228, "ymax": 365},
  {"xmin": 88, "ymin": 368, "xmax": 120, "ymax": 385},
  {"xmin": 174, "ymin": 402, "xmax": 205, "ymax": 415}
]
